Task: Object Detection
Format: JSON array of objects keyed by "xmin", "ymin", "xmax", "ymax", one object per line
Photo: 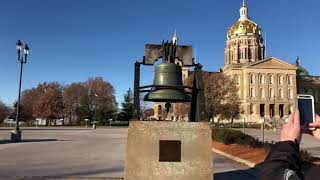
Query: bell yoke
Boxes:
[{"xmin": 133, "ymin": 38, "xmax": 206, "ymax": 122}]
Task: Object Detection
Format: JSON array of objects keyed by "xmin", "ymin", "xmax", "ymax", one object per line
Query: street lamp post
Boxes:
[{"xmin": 11, "ymin": 40, "xmax": 29, "ymax": 142}]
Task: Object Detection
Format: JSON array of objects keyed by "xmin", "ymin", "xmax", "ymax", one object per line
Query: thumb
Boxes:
[{"xmin": 309, "ymin": 115, "xmax": 320, "ymax": 127}]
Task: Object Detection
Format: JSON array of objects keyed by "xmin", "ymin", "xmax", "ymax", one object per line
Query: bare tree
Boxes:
[
  {"xmin": 63, "ymin": 83, "xmax": 86, "ymax": 125},
  {"xmin": 73, "ymin": 77, "xmax": 117, "ymax": 125},
  {"xmin": 203, "ymin": 72, "xmax": 240, "ymax": 123}
]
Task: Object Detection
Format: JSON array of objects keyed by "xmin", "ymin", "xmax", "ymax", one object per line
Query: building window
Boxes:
[
  {"xmin": 269, "ymin": 88, "xmax": 274, "ymax": 98},
  {"xmin": 278, "ymin": 75, "xmax": 283, "ymax": 85},
  {"xmin": 259, "ymin": 74, "xmax": 264, "ymax": 84},
  {"xmin": 250, "ymin": 74, "xmax": 255, "ymax": 84},
  {"xmin": 250, "ymin": 104, "xmax": 254, "ymax": 115},
  {"xmin": 235, "ymin": 75, "xmax": 240, "ymax": 85},
  {"xmin": 269, "ymin": 74, "xmax": 274, "ymax": 85},
  {"xmin": 279, "ymin": 88, "xmax": 283, "ymax": 98},
  {"xmin": 259, "ymin": 88, "xmax": 264, "ymax": 98},
  {"xmin": 250, "ymin": 87, "xmax": 254, "ymax": 98},
  {"xmin": 288, "ymin": 89, "xmax": 292, "ymax": 99},
  {"xmin": 288, "ymin": 75, "xmax": 292, "ymax": 85}
]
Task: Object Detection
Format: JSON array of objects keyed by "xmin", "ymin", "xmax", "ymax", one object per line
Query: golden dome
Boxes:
[
  {"xmin": 227, "ymin": 0, "xmax": 262, "ymax": 38},
  {"xmin": 227, "ymin": 19, "xmax": 261, "ymax": 38}
]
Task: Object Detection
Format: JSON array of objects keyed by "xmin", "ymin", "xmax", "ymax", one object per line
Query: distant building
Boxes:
[
  {"xmin": 222, "ymin": 1, "xmax": 298, "ymax": 122},
  {"xmin": 152, "ymin": 1, "xmax": 320, "ymax": 122}
]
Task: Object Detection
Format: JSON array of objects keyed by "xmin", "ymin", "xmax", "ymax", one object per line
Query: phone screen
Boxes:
[{"xmin": 298, "ymin": 98, "xmax": 314, "ymax": 126}]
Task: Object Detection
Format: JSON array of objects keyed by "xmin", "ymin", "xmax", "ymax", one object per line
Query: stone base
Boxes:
[
  {"xmin": 11, "ymin": 130, "xmax": 22, "ymax": 142},
  {"xmin": 124, "ymin": 121, "xmax": 213, "ymax": 180}
]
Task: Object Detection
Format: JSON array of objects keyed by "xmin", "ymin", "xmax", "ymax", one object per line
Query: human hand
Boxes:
[
  {"xmin": 307, "ymin": 115, "xmax": 320, "ymax": 141},
  {"xmin": 281, "ymin": 111, "xmax": 302, "ymax": 144}
]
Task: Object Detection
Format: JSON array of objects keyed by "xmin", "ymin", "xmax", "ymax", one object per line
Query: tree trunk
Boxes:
[
  {"xmin": 69, "ymin": 110, "xmax": 72, "ymax": 126},
  {"xmin": 229, "ymin": 118, "xmax": 233, "ymax": 129}
]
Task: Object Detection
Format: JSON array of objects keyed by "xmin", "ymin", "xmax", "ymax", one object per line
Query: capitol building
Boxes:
[{"xmin": 153, "ymin": 1, "xmax": 320, "ymax": 122}]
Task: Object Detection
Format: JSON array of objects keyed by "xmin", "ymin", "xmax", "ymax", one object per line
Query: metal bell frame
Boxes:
[{"xmin": 133, "ymin": 40, "xmax": 206, "ymax": 122}]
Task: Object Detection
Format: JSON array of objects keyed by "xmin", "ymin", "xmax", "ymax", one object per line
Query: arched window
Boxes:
[
  {"xmin": 288, "ymin": 89, "xmax": 292, "ymax": 99},
  {"xmin": 250, "ymin": 74, "xmax": 255, "ymax": 85},
  {"xmin": 269, "ymin": 74, "xmax": 274, "ymax": 85},
  {"xmin": 269, "ymin": 88, "xmax": 274, "ymax": 98},
  {"xmin": 278, "ymin": 75, "xmax": 283, "ymax": 85},
  {"xmin": 250, "ymin": 87, "xmax": 254, "ymax": 98},
  {"xmin": 279, "ymin": 88, "xmax": 283, "ymax": 98},
  {"xmin": 259, "ymin": 88, "xmax": 264, "ymax": 98},
  {"xmin": 259, "ymin": 74, "xmax": 264, "ymax": 84},
  {"xmin": 287, "ymin": 75, "xmax": 292, "ymax": 85}
]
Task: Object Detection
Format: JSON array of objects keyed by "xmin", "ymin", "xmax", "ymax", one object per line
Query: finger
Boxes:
[
  {"xmin": 293, "ymin": 110, "xmax": 300, "ymax": 127},
  {"xmin": 287, "ymin": 113, "xmax": 294, "ymax": 125},
  {"xmin": 317, "ymin": 115, "xmax": 320, "ymax": 121},
  {"xmin": 309, "ymin": 121, "xmax": 320, "ymax": 127}
]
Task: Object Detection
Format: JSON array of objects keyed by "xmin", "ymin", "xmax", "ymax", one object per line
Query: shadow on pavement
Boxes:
[
  {"xmin": 0, "ymin": 139, "xmax": 60, "ymax": 144},
  {"xmin": 215, "ymin": 169, "xmax": 256, "ymax": 180},
  {"xmin": 1, "ymin": 166, "xmax": 125, "ymax": 180},
  {"xmin": 215, "ymin": 164, "xmax": 261, "ymax": 180},
  {"xmin": 0, "ymin": 128, "xmax": 92, "ymax": 131}
]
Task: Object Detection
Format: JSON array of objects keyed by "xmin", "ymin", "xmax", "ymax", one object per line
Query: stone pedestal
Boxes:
[
  {"xmin": 11, "ymin": 130, "xmax": 22, "ymax": 142},
  {"xmin": 124, "ymin": 121, "xmax": 213, "ymax": 180}
]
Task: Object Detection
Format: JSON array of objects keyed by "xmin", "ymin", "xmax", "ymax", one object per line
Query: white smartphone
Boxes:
[{"xmin": 297, "ymin": 94, "xmax": 315, "ymax": 128}]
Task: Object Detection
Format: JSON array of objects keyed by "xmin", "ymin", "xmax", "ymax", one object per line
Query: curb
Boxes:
[{"xmin": 212, "ymin": 147, "xmax": 257, "ymax": 168}]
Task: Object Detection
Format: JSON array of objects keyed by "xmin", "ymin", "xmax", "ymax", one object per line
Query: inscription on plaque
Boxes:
[{"xmin": 159, "ymin": 140, "xmax": 181, "ymax": 162}]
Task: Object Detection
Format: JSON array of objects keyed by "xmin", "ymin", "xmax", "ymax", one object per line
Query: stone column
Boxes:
[
  {"xmin": 235, "ymin": 47, "xmax": 239, "ymax": 63},
  {"xmin": 246, "ymin": 103, "xmax": 251, "ymax": 116},
  {"xmin": 275, "ymin": 103, "xmax": 280, "ymax": 120},
  {"xmin": 265, "ymin": 103, "xmax": 270, "ymax": 119},
  {"xmin": 255, "ymin": 103, "xmax": 260, "ymax": 116},
  {"xmin": 284, "ymin": 104, "xmax": 289, "ymax": 117}
]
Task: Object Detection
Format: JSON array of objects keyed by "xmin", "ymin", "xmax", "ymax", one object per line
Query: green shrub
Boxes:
[{"xmin": 212, "ymin": 128, "xmax": 263, "ymax": 148}]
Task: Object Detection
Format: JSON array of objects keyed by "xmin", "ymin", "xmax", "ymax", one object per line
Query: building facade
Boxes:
[
  {"xmin": 297, "ymin": 75, "xmax": 320, "ymax": 114},
  {"xmin": 151, "ymin": 1, "xmax": 319, "ymax": 122},
  {"xmin": 222, "ymin": 1, "xmax": 298, "ymax": 122}
]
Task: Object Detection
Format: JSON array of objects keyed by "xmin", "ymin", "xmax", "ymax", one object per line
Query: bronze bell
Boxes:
[{"xmin": 144, "ymin": 62, "xmax": 191, "ymax": 102}]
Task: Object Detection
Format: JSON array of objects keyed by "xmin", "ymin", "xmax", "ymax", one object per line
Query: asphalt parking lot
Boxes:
[{"xmin": 0, "ymin": 127, "xmax": 256, "ymax": 179}]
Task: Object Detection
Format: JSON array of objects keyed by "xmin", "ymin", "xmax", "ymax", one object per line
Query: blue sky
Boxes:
[{"xmin": 0, "ymin": 0, "xmax": 319, "ymax": 106}]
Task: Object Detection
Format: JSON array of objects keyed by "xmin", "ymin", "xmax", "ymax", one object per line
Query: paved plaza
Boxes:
[
  {"xmin": 0, "ymin": 127, "xmax": 257, "ymax": 180},
  {"xmin": 243, "ymin": 128, "xmax": 320, "ymax": 157}
]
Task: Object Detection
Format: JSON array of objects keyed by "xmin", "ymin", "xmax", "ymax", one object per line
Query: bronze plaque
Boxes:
[{"xmin": 159, "ymin": 140, "xmax": 181, "ymax": 162}]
